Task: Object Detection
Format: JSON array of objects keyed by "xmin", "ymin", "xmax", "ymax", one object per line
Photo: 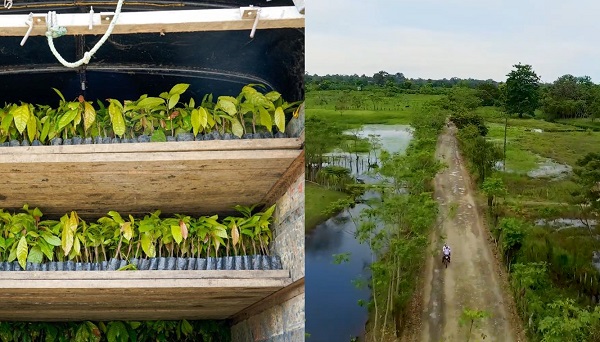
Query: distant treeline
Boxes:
[
  {"xmin": 306, "ymin": 69, "xmax": 600, "ymax": 122},
  {"xmin": 305, "ymin": 71, "xmax": 498, "ymax": 93}
]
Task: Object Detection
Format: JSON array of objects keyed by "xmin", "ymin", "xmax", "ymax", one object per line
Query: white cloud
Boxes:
[{"xmin": 306, "ymin": 1, "xmax": 600, "ymax": 82}]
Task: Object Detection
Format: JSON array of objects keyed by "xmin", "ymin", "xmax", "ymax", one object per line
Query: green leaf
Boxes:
[
  {"xmin": 141, "ymin": 233, "xmax": 155, "ymax": 258},
  {"xmin": 198, "ymin": 107, "xmax": 208, "ymax": 128},
  {"xmin": 171, "ymin": 225, "xmax": 183, "ymax": 244},
  {"xmin": 214, "ymin": 227, "xmax": 229, "ymax": 239},
  {"xmin": 218, "ymin": 99, "xmax": 237, "ymax": 116},
  {"xmin": 84, "ymin": 322, "xmax": 101, "ymax": 342},
  {"xmin": 261, "ymin": 204, "xmax": 276, "ymax": 222},
  {"xmin": 8, "ymin": 245, "xmax": 16, "ymax": 262},
  {"xmin": 42, "ymin": 233, "xmax": 61, "ymax": 246},
  {"xmin": 27, "ymin": 245, "xmax": 43, "ymax": 264},
  {"xmin": 274, "ymin": 106, "xmax": 285, "ymax": 133},
  {"xmin": 40, "ymin": 118, "xmax": 51, "ymax": 143},
  {"xmin": 188, "ymin": 98, "xmax": 195, "ymax": 108},
  {"xmin": 27, "ymin": 113, "xmax": 36, "ymax": 142},
  {"xmin": 265, "ymin": 91, "xmax": 281, "ymax": 102},
  {"xmin": 74, "ymin": 109, "xmax": 82, "ymax": 126},
  {"xmin": 191, "ymin": 109, "xmax": 200, "ymax": 136},
  {"xmin": 181, "ymin": 320, "xmax": 193, "ymax": 335},
  {"xmin": 38, "ymin": 239, "xmax": 54, "ymax": 261},
  {"xmin": 218, "ymin": 96, "xmax": 238, "ymax": 105},
  {"xmin": 117, "ymin": 263, "xmax": 137, "ymax": 271},
  {"xmin": 83, "ymin": 102, "xmax": 96, "ymax": 132},
  {"xmin": 12, "ymin": 104, "xmax": 30, "ymax": 134},
  {"xmin": 151, "ymin": 129, "xmax": 167, "ymax": 142},
  {"xmin": 62, "ymin": 222, "xmax": 74, "ymax": 256},
  {"xmin": 17, "ymin": 236, "xmax": 28, "ymax": 270},
  {"xmin": 52, "ymin": 88, "xmax": 66, "ymax": 103},
  {"xmin": 231, "ymin": 117, "xmax": 244, "ymax": 138},
  {"xmin": 108, "ymin": 100, "xmax": 126, "ymax": 137},
  {"xmin": 57, "ymin": 109, "xmax": 78, "ymax": 132},
  {"xmin": 122, "ymin": 222, "xmax": 133, "ymax": 241},
  {"xmin": 137, "ymin": 97, "xmax": 165, "ymax": 109},
  {"xmin": 137, "ymin": 223, "xmax": 154, "ymax": 233},
  {"xmin": 106, "ymin": 321, "xmax": 127, "ymax": 342},
  {"xmin": 1, "ymin": 112, "xmax": 13, "ymax": 133},
  {"xmin": 107, "ymin": 211, "xmax": 124, "ymax": 224},
  {"xmin": 168, "ymin": 94, "xmax": 180, "ymax": 110},
  {"xmin": 33, "ymin": 207, "xmax": 43, "ymax": 218},
  {"xmin": 169, "ymin": 83, "xmax": 190, "ymax": 96},
  {"xmin": 259, "ymin": 107, "xmax": 272, "ymax": 131}
]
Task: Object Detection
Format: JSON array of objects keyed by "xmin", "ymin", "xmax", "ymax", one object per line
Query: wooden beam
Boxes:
[
  {"xmin": 0, "ymin": 270, "xmax": 292, "ymax": 320},
  {"xmin": 260, "ymin": 150, "xmax": 304, "ymax": 207},
  {"xmin": 0, "ymin": 6, "xmax": 304, "ymax": 37},
  {"xmin": 1, "ymin": 138, "xmax": 302, "ymax": 155},
  {"xmin": 0, "ymin": 140, "xmax": 302, "ymax": 217}
]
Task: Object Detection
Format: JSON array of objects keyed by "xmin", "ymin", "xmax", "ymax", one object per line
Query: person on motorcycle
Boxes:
[{"xmin": 442, "ymin": 243, "xmax": 451, "ymax": 263}]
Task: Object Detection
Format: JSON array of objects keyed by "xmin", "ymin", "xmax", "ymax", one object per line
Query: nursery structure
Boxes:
[{"xmin": 0, "ymin": 0, "xmax": 305, "ymax": 341}]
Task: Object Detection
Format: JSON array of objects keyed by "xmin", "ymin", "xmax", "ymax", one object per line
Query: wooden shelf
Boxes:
[
  {"xmin": 0, "ymin": 270, "xmax": 291, "ymax": 321},
  {"xmin": 0, "ymin": 138, "xmax": 303, "ymax": 218}
]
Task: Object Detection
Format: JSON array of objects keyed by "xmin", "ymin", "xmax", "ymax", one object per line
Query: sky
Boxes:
[{"xmin": 306, "ymin": 0, "xmax": 600, "ymax": 83}]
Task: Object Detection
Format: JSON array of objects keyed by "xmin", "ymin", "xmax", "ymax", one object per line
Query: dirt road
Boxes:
[{"xmin": 407, "ymin": 125, "xmax": 523, "ymax": 341}]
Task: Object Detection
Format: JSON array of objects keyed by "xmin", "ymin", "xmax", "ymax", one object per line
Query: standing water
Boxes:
[{"xmin": 306, "ymin": 125, "xmax": 413, "ymax": 341}]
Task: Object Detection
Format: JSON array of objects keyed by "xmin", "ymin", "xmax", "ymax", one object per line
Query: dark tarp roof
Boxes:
[{"xmin": 0, "ymin": 0, "xmax": 304, "ymax": 106}]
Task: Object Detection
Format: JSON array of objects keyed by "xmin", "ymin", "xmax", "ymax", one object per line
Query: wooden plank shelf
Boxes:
[
  {"xmin": 0, "ymin": 138, "xmax": 303, "ymax": 218},
  {"xmin": 0, "ymin": 270, "xmax": 291, "ymax": 321}
]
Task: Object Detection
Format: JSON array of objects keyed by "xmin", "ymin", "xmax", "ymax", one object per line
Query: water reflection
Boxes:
[{"xmin": 305, "ymin": 124, "xmax": 413, "ymax": 341}]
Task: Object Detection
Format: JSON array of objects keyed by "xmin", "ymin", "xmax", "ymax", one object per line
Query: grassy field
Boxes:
[
  {"xmin": 306, "ymin": 91, "xmax": 441, "ymax": 128},
  {"xmin": 469, "ymin": 106, "xmax": 600, "ymax": 218},
  {"xmin": 557, "ymin": 118, "xmax": 600, "ymax": 131},
  {"xmin": 305, "ymin": 182, "xmax": 348, "ymax": 233}
]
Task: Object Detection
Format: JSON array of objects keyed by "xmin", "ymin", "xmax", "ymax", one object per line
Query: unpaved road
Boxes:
[{"xmin": 406, "ymin": 125, "xmax": 524, "ymax": 342}]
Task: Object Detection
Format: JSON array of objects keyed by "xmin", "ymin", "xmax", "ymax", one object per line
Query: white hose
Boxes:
[{"xmin": 46, "ymin": 0, "xmax": 125, "ymax": 68}]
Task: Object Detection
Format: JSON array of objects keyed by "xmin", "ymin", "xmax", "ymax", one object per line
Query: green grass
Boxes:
[
  {"xmin": 306, "ymin": 108, "xmax": 413, "ymax": 128},
  {"xmin": 306, "ymin": 91, "xmax": 442, "ymax": 128},
  {"xmin": 305, "ymin": 182, "xmax": 349, "ymax": 233},
  {"xmin": 498, "ymin": 173, "xmax": 578, "ymax": 203},
  {"xmin": 485, "ymin": 120, "xmax": 600, "ymax": 168},
  {"xmin": 486, "ymin": 123, "xmax": 540, "ymax": 173},
  {"xmin": 557, "ymin": 118, "xmax": 600, "ymax": 131}
]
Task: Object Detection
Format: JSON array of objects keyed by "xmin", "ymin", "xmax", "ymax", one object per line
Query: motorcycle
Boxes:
[{"xmin": 442, "ymin": 254, "xmax": 450, "ymax": 268}]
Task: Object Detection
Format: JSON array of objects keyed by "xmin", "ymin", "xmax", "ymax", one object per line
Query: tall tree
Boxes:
[{"xmin": 504, "ymin": 63, "xmax": 541, "ymax": 118}]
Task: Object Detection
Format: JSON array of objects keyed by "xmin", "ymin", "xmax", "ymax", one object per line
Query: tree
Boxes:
[
  {"xmin": 476, "ymin": 82, "xmax": 501, "ymax": 106},
  {"xmin": 304, "ymin": 116, "xmax": 344, "ymax": 181},
  {"xmin": 572, "ymin": 152, "xmax": 600, "ymax": 234},
  {"xmin": 334, "ymin": 91, "xmax": 351, "ymax": 115},
  {"xmin": 459, "ymin": 308, "xmax": 489, "ymax": 342},
  {"xmin": 440, "ymin": 87, "xmax": 482, "ymax": 113},
  {"xmin": 481, "ymin": 177, "xmax": 507, "ymax": 227},
  {"xmin": 505, "ymin": 63, "xmax": 541, "ymax": 118},
  {"xmin": 538, "ymin": 299, "xmax": 600, "ymax": 342}
]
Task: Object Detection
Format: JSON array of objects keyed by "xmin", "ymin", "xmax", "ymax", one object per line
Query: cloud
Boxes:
[{"xmin": 306, "ymin": 1, "xmax": 600, "ymax": 82}]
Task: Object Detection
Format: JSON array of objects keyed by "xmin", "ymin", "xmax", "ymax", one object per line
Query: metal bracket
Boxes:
[
  {"xmin": 240, "ymin": 7, "xmax": 258, "ymax": 19},
  {"xmin": 240, "ymin": 6, "xmax": 261, "ymax": 38},
  {"xmin": 20, "ymin": 13, "xmax": 46, "ymax": 46},
  {"xmin": 32, "ymin": 15, "xmax": 46, "ymax": 26},
  {"xmin": 100, "ymin": 13, "xmax": 114, "ymax": 23}
]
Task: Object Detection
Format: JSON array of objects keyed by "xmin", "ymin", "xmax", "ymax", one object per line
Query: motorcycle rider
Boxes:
[{"xmin": 442, "ymin": 243, "xmax": 451, "ymax": 263}]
